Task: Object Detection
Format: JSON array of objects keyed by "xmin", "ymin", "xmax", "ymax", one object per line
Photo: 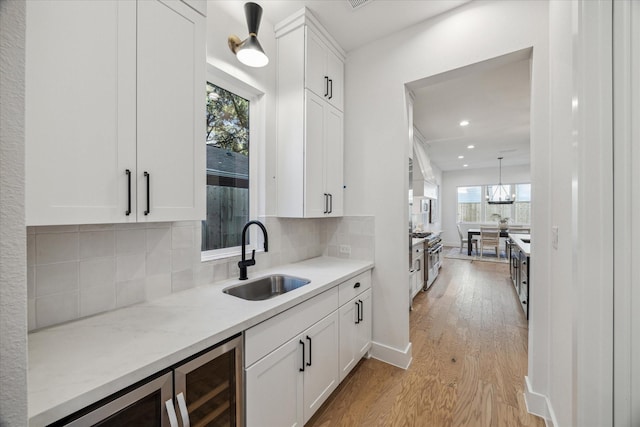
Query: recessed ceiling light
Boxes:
[
  {"xmin": 458, "ymin": 155, "xmax": 464, "ymax": 159},
  {"xmin": 459, "ymin": 120, "xmax": 470, "ymax": 127},
  {"xmin": 467, "ymin": 145, "xmax": 475, "ymax": 149},
  {"xmin": 463, "ymin": 164, "xmax": 469, "ymax": 168}
]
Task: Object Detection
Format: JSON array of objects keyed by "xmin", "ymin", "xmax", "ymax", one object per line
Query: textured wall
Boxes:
[{"xmin": 0, "ymin": 0, "xmax": 28, "ymax": 424}]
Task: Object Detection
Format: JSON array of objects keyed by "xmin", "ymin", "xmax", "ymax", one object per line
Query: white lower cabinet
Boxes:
[
  {"xmin": 339, "ymin": 287, "xmax": 372, "ymax": 382},
  {"xmin": 244, "ymin": 269, "xmax": 372, "ymax": 426},
  {"xmin": 245, "ymin": 310, "xmax": 339, "ymax": 427}
]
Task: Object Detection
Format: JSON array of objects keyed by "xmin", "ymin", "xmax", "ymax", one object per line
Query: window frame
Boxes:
[
  {"xmin": 456, "ymin": 183, "xmax": 531, "ymax": 225},
  {"xmin": 201, "ymin": 65, "xmax": 265, "ymax": 261}
]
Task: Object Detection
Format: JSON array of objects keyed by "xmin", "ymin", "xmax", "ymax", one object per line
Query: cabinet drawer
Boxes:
[
  {"xmin": 338, "ymin": 271, "xmax": 371, "ymax": 306},
  {"xmin": 245, "ymin": 287, "xmax": 338, "ymax": 367}
]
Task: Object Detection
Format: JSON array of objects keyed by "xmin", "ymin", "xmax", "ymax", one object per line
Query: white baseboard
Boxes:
[
  {"xmin": 369, "ymin": 341, "xmax": 412, "ymax": 369},
  {"xmin": 524, "ymin": 376, "xmax": 558, "ymax": 427}
]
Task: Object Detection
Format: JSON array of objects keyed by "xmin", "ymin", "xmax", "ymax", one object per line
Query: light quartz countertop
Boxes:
[
  {"xmin": 28, "ymin": 256, "xmax": 374, "ymax": 426},
  {"xmin": 411, "ymin": 237, "xmax": 426, "ymax": 247},
  {"xmin": 509, "ymin": 233, "xmax": 531, "ymax": 256}
]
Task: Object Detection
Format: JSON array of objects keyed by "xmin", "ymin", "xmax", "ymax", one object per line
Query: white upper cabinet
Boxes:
[
  {"xmin": 25, "ymin": 0, "xmax": 205, "ymax": 225},
  {"xmin": 275, "ymin": 8, "xmax": 346, "ymax": 218},
  {"xmin": 305, "ymin": 27, "xmax": 344, "ymax": 112}
]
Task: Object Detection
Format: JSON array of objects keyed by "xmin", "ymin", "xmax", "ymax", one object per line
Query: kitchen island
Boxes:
[
  {"xmin": 508, "ymin": 233, "xmax": 530, "ymax": 319},
  {"xmin": 28, "ymin": 256, "xmax": 373, "ymax": 426}
]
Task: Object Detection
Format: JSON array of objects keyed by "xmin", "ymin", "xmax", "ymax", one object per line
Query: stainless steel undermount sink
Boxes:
[{"xmin": 223, "ymin": 275, "xmax": 311, "ymax": 301}]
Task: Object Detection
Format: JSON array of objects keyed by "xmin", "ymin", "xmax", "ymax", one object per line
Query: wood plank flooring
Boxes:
[{"xmin": 306, "ymin": 258, "xmax": 544, "ymax": 427}]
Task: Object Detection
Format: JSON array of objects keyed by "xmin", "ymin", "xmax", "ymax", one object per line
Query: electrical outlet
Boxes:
[{"xmin": 339, "ymin": 245, "xmax": 351, "ymax": 254}]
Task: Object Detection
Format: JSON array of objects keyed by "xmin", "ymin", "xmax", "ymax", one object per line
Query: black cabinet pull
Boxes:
[
  {"xmin": 306, "ymin": 336, "xmax": 312, "ymax": 367},
  {"xmin": 328, "ymin": 193, "xmax": 333, "ymax": 214},
  {"xmin": 324, "ymin": 76, "xmax": 329, "ymax": 97},
  {"xmin": 125, "ymin": 169, "xmax": 132, "ymax": 216},
  {"xmin": 299, "ymin": 340, "xmax": 305, "ymax": 372},
  {"xmin": 353, "ymin": 282, "xmax": 361, "ymax": 289},
  {"xmin": 144, "ymin": 171, "xmax": 150, "ymax": 215},
  {"xmin": 328, "ymin": 79, "xmax": 333, "ymax": 99},
  {"xmin": 323, "ymin": 193, "xmax": 328, "ymax": 214},
  {"xmin": 355, "ymin": 301, "xmax": 360, "ymax": 324},
  {"xmin": 358, "ymin": 299, "xmax": 363, "ymax": 322}
]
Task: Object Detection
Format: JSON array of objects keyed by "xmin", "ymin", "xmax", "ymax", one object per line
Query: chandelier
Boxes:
[{"xmin": 486, "ymin": 157, "xmax": 515, "ymax": 204}]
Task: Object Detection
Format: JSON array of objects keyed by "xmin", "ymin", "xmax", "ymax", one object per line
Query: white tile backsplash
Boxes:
[
  {"xmin": 27, "ymin": 217, "xmax": 374, "ymax": 331},
  {"xmin": 116, "ymin": 229, "xmax": 146, "ymax": 254},
  {"xmin": 79, "ymin": 231, "xmax": 115, "ymax": 259},
  {"xmin": 146, "ymin": 250, "xmax": 171, "ymax": 275},
  {"xmin": 36, "ymin": 292, "xmax": 79, "ymax": 328},
  {"xmin": 36, "ymin": 232, "xmax": 78, "ymax": 264},
  {"xmin": 35, "ymin": 262, "xmax": 79, "ymax": 297},
  {"xmin": 116, "ymin": 278, "xmax": 146, "ymax": 308},
  {"xmin": 116, "ymin": 253, "xmax": 146, "ymax": 282}
]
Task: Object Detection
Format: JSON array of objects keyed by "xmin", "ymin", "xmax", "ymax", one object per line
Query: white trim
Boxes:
[
  {"xmin": 524, "ymin": 376, "xmax": 555, "ymax": 426},
  {"xmin": 572, "ymin": 1, "xmax": 614, "ymax": 425},
  {"xmin": 201, "ymin": 64, "xmax": 266, "ymax": 260},
  {"xmin": 613, "ymin": 1, "xmax": 640, "ymax": 425},
  {"xmin": 368, "ymin": 341, "xmax": 412, "ymax": 370}
]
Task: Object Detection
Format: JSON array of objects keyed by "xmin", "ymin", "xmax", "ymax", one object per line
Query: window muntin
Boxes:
[{"xmin": 202, "ymin": 82, "xmax": 250, "ymax": 253}]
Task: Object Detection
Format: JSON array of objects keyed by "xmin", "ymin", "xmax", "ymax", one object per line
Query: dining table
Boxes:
[{"xmin": 467, "ymin": 228, "xmax": 510, "ymax": 255}]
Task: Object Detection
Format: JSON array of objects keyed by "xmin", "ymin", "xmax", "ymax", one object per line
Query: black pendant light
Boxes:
[
  {"xmin": 228, "ymin": 2, "xmax": 269, "ymax": 68},
  {"xmin": 486, "ymin": 157, "xmax": 515, "ymax": 204}
]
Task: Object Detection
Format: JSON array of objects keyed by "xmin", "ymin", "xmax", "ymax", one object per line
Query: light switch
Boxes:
[{"xmin": 552, "ymin": 226, "xmax": 559, "ymax": 249}]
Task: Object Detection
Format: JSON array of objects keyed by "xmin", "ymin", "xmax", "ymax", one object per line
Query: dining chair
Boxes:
[
  {"xmin": 457, "ymin": 223, "xmax": 478, "ymax": 254},
  {"xmin": 479, "ymin": 227, "xmax": 500, "ymax": 257}
]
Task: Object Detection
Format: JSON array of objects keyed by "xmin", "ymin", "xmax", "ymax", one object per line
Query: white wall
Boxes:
[
  {"xmin": 440, "ymin": 165, "xmax": 531, "ymax": 246},
  {"xmin": 344, "ymin": 0, "xmax": 549, "ymax": 370},
  {"xmin": 0, "ymin": 0, "xmax": 28, "ymax": 424}
]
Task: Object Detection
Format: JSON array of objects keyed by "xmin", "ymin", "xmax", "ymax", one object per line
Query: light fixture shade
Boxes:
[
  {"xmin": 228, "ymin": 2, "xmax": 269, "ymax": 68},
  {"xmin": 236, "ymin": 34, "xmax": 269, "ymax": 67}
]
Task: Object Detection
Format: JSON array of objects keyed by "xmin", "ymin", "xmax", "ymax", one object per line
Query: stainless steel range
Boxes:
[{"xmin": 425, "ymin": 233, "xmax": 442, "ymax": 289}]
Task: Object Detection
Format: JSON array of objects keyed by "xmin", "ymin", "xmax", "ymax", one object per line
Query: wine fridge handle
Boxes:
[
  {"xmin": 165, "ymin": 398, "xmax": 179, "ymax": 427},
  {"xmin": 176, "ymin": 392, "xmax": 190, "ymax": 427}
]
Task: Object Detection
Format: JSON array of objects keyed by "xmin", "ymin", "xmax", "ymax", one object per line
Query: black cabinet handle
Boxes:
[
  {"xmin": 355, "ymin": 301, "xmax": 360, "ymax": 324},
  {"xmin": 125, "ymin": 169, "xmax": 131, "ymax": 216},
  {"xmin": 144, "ymin": 171, "xmax": 150, "ymax": 215},
  {"xmin": 306, "ymin": 336, "xmax": 312, "ymax": 367},
  {"xmin": 324, "ymin": 76, "xmax": 329, "ymax": 97},
  {"xmin": 323, "ymin": 193, "xmax": 328, "ymax": 214},
  {"xmin": 328, "ymin": 193, "xmax": 333, "ymax": 214},
  {"xmin": 353, "ymin": 282, "xmax": 361, "ymax": 289},
  {"xmin": 358, "ymin": 299, "xmax": 363, "ymax": 322},
  {"xmin": 299, "ymin": 340, "xmax": 305, "ymax": 372},
  {"xmin": 329, "ymin": 79, "xmax": 333, "ymax": 99}
]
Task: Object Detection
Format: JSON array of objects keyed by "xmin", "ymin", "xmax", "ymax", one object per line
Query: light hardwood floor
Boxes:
[{"xmin": 306, "ymin": 258, "xmax": 544, "ymax": 427}]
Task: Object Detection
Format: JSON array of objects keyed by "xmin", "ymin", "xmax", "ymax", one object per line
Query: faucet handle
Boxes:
[{"xmin": 251, "ymin": 249, "xmax": 256, "ymax": 260}]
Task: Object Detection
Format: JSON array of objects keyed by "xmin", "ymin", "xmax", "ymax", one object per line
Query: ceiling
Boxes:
[
  {"xmin": 410, "ymin": 50, "xmax": 532, "ymax": 172},
  {"xmin": 214, "ymin": 0, "xmax": 531, "ymax": 173},
  {"xmin": 213, "ymin": 0, "xmax": 470, "ymax": 52}
]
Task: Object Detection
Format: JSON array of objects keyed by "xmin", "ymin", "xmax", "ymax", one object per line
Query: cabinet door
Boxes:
[
  {"xmin": 246, "ymin": 337, "xmax": 304, "ymax": 427},
  {"xmin": 304, "ymin": 91, "xmax": 327, "ymax": 217},
  {"xmin": 324, "ymin": 104, "xmax": 344, "ymax": 217},
  {"xmin": 326, "ymin": 49, "xmax": 344, "ymax": 111},
  {"xmin": 25, "ymin": 0, "xmax": 137, "ymax": 225},
  {"xmin": 137, "ymin": 0, "xmax": 205, "ymax": 222},
  {"xmin": 356, "ymin": 288, "xmax": 373, "ymax": 359},
  {"xmin": 338, "ymin": 299, "xmax": 359, "ymax": 382},
  {"xmin": 305, "ymin": 27, "xmax": 327, "ymax": 100},
  {"xmin": 303, "ymin": 311, "xmax": 340, "ymax": 423}
]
